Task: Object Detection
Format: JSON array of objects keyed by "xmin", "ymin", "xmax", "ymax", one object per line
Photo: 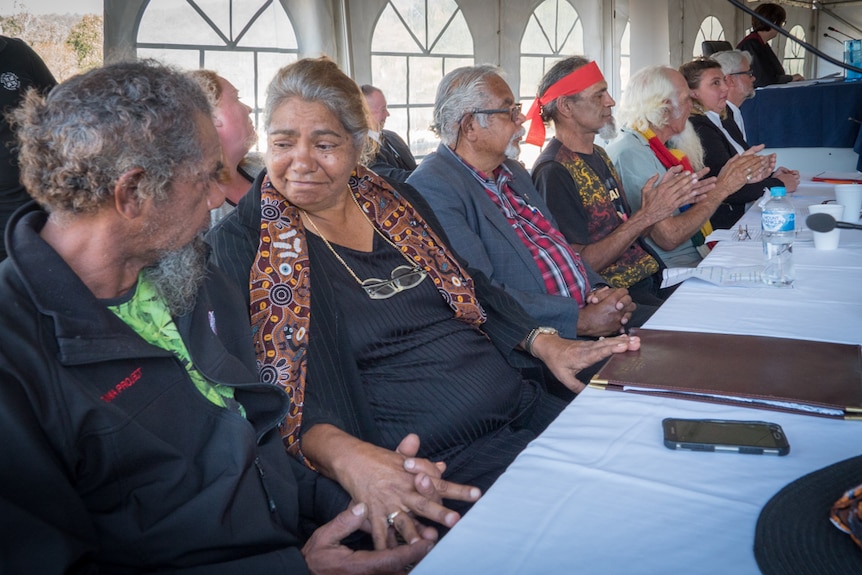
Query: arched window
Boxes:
[
  {"xmin": 619, "ymin": 20, "xmax": 631, "ymax": 100},
  {"xmin": 136, "ymin": 0, "xmax": 299, "ymax": 151},
  {"xmin": 693, "ymin": 15, "xmax": 726, "ymax": 58},
  {"xmin": 370, "ymin": 0, "xmax": 474, "ymax": 158},
  {"xmin": 519, "ymin": 0, "xmax": 584, "ymax": 165},
  {"xmin": 783, "ymin": 24, "xmax": 806, "ymax": 76}
]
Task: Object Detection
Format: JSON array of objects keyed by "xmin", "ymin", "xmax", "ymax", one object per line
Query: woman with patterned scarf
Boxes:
[
  {"xmin": 209, "ymin": 56, "xmax": 640, "ymax": 552},
  {"xmin": 608, "ymin": 64, "xmax": 773, "ymax": 268},
  {"xmin": 680, "ymin": 58, "xmax": 798, "ymax": 229}
]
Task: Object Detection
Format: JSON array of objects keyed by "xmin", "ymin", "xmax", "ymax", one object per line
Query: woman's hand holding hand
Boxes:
[{"xmin": 305, "ymin": 426, "xmax": 481, "ymax": 551}]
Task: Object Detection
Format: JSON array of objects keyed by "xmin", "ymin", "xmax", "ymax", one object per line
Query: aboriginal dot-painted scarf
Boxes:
[{"xmin": 249, "ymin": 165, "xmax": 486, "ymax": 463}]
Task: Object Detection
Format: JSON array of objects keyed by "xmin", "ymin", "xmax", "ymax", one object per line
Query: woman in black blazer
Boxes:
[{"xmin": 680, "ymin": 58, "xmax": 798, "ymax": 229}]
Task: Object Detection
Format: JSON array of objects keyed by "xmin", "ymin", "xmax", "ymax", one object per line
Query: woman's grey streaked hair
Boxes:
[
  {"xmin": 431, "ymin": 64, "xmax": 504, "ymax": 147},
  {"xmin": 11, "ymin": 59, "xmax": 211, "ymax": 215},
  {"xmin": 265, "ymin": 56, "xmax": 371, "ymax": 162}
]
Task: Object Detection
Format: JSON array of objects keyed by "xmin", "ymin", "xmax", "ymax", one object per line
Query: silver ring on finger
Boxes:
[{"xmin": 387, "ymin": 510, "xmax": 401, "ymax": 526}]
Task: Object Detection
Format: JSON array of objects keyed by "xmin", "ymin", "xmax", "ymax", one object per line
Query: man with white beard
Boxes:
[
  {"xmin": 607, "ymin": 65, "xmax": 772, "ymax": 268},
  {"xmin": 0, "ymin": 60, "xmax": 435, "ymax": 574},
  {"xmin": 408, "ymin": 65, "xmax": 636, "ymax": 388},
  {"xmin": 530, "ymin": 57, "xmax": 708, "ymax": 308}
]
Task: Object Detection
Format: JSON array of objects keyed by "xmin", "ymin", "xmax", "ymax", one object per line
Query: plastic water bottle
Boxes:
[{"xmin": 761, "ymin": 186, "xmax": 795, "ymax": 286}]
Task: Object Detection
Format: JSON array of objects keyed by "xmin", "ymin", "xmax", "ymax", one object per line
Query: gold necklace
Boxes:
[{"xmin": 300, "ymin": 190, "xmax": 426, "ymax": 298}]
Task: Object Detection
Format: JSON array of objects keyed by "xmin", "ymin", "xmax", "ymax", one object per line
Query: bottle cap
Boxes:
[{"xmin": 770, "ymin": 186, "xmax": 787, "ymax": 197}]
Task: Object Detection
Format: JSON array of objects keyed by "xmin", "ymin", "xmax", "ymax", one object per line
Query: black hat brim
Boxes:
[{"xmin": 755, "ymin": 454, "xmax": 862, "ymax": 574}]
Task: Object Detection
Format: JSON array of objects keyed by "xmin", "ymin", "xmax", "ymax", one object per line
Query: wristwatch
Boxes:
[{"xmin": 524, "ymin": 326, "xmax": 558, "ymax": 357}]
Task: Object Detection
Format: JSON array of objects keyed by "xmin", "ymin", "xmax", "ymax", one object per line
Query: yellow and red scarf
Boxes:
[{"xmin": 638, "ymin": 127, "xmax": 713, "ymax": 257}]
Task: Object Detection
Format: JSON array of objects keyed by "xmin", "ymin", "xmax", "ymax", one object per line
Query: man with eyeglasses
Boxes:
[
  {"xmin": 710, "ymin": 50, "xmax": 757, "ymax": 140},
  {"xmin": 529, "ymin": 56, "xmax": 704, "ymax": 310},
  {"xmin": 708, "ymin": 50, "xmax": 800, "ymax": 198},
  {"xmin": 408, "ymin": 64, "xmax": 637, "ymax": 390}
]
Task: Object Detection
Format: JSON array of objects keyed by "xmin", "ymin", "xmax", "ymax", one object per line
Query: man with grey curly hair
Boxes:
[{"xmin": 0, "ymin": 60, "xmax": 433, "ymax": 574}]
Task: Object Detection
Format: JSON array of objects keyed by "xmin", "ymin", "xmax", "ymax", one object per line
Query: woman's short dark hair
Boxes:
[{"xmin": 752, "ymin": 3, "xmax": 786, "ymax": 32}]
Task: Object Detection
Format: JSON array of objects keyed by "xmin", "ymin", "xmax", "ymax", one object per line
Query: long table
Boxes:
[
  {"xmin": 740, "ymin": 80, "xmax": 862, "ymax": 170},
  {"xmin": 740, "ymin": 80, "xmax": 862, "ymax": 149},
  {"xmin": 411, "ymin": 182, "xmax": 862, "ymax": 575}
]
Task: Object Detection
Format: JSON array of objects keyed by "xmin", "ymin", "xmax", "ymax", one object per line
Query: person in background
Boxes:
[
  {"xmin": 607, "ymin": 65, "xmax": 772, "ymax": 267},
  {"xmin": 209, "ymin": 56, "xmax": 641, "ymax": 550},
  {"xmin": 0, "ymin": 35, "xmax": 56, "ymax": 261},
  {"xmin": 708, "ymin": 49, "xmax": 755, "ymax": 138},
  {"xmin": 680, "ymin": 58, "xmax": 798, "ymax": 229},
  {"xmin": 0, "ymin": 59, "xmax": 436, "ymax": 574},
  {"xmin": 736, "ymin": 2, "xmax": 804, "ymax": 88},
  {"xmin": 529, "ymin": 56, "xmax": 709, "ymax": 309},
  {"xmin": 710, "ymin": 49, "xmax": 800, "ymax": 187},
  {"xmin": 188, "ymin": 69, "xmax": 264, "ymax": 225},
  {"xmin": 361, "ymin": 84, "xmax": 417, "ymax": 182},
  {"xmin": 408, "ymin": 64, "xmax": 640, "ymax": 350}
]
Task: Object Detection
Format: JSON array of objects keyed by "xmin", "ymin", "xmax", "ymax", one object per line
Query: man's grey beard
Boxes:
[
  {"xmin": 505, "ymin": 127, "xmax": 526, "ymax": 160},
  {"xmin": 599, "ymin": 118, "xmax": 618, "ymax": 141},
  {"xmin": 143, "ymin": 234, "xmax": 209, "ymax": 317}
]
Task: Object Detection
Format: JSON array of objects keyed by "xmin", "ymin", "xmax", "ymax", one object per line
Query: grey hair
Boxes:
[
  {"xmin": 11, "ymin": 59, "xmax": 212, "ymax": 215},
  {"xmin": 617, "ymin": 65, "xmax": 681, "ymax": 133},
  {"xmin": 431, "ymin": 64, "xmax": 504, "ymax": 147},
  {"xmin": 537, "ymin": 55, "xmax": 591, "ymax": 124},
  {"xmin": 360, "ymin": 84, "xmax": 381, "ymax": 97},
  {"xmin": 265, "ymin": 57, "xmax": 370, "ymax": 162},
  {"xmin": 710, "ymin": 50, "xmax": 754, "ymax": 75}
]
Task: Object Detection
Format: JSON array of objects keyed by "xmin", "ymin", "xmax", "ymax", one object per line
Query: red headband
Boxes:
[{"xmin": 524, "ymin": 61, "xmax": 605, "ymax": 146}]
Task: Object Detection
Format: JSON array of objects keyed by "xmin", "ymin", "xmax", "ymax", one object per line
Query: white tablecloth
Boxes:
[
  {"xmin": 651, "ymin": 184, "xmax": 862, "ymax": 345},
  {"xmin": 412, "ymin": 182, "xmax": 862, "ymax": 575}
]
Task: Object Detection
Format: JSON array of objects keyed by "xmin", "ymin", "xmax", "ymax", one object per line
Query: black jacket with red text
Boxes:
[{"xmin": 0, "ymin": 202, "xmax": 348, "ymax": 574}]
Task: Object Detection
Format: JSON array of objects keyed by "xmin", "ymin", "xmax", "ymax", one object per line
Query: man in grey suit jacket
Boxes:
[{"xmin": 408, "ymin": 65, "xmax": 636, "ymax": 343}]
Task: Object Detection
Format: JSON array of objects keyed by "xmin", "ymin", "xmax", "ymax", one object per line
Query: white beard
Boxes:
[
  {"xmin": 598, "ymin": 118, "xmax": 618, "ymax": 141},
  {"xmin": 667, "ymin": 120, "xmax": 705, "ymax": 171},
  {"xmin": 505, "ymin": 126, "xmax": 527, "ymax": 160}
]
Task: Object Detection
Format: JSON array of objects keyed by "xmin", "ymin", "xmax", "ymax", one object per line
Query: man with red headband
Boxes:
[
  {"xmin": 530, "ymin": 57, "xmax": 708, "ymax": 306},
  {"xmin": 408, "ymin": 64, "xmax": 642, "ymax": 389}
]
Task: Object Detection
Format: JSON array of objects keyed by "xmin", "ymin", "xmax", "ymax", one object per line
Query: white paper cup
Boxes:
[
  {"xmin": 834, "ymin": 184, "xmax": 862, "ymax": 222},
  {"xmin": 808, "ymin": 204, "xmax": 844, "ymax": 250}
]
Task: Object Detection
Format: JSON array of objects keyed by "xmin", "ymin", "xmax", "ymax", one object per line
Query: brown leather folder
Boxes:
[{"xmin": 589, "ymin": 329, "xmax": 862, "ymax": 420}]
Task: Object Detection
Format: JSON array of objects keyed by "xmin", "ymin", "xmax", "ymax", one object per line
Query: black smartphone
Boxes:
[{"xmin": 662, "ymin": 418, "xmax": 790, "ymax": 456}]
